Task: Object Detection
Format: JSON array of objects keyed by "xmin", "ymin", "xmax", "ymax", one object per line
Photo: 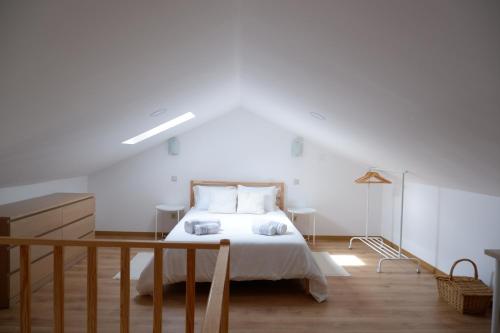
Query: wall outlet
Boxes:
[
  {"xmin": 293, "ymin": 178, "xmax": 300, "ymax": 185},
  {"xmin": 171, "ymin": 176, "xmax": 177, "ymax": 182}
]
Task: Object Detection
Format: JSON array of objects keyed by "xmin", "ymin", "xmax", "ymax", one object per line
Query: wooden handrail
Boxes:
[
  {"xmin": 0, "ymin": 237, "xmax": 220, "ymax": 249},
  {"xmin": 0, "ymin": 237, "xmax": 231, "ymax": 333},
  {"xmin": 201, "ymin": 240, "xmax": 230, "ymax": 333}
]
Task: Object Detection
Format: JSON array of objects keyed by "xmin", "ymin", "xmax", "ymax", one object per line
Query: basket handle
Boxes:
[{"xmin": 449, "ymin": 258, "xmax": 478, "ymax": 281}]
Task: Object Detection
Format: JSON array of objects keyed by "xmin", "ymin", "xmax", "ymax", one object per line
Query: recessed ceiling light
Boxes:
[
  {"xmin": 150, "ymin": 108, "xmax": 167, "ymax": 117},
  {"xmin": 310, "ymin": 112, "xmax": 326, "ymax": 121},
  {"xmin": 122, "ymin": 112, "xmax": 195, "ymax": 145}
]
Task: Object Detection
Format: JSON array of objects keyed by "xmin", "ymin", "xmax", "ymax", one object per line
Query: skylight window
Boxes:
[{"xmin": 122, "ymin": 112, "xmax": 195, "ymax": 145}]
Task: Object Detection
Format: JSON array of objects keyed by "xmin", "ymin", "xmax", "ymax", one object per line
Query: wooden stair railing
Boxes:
[
  {"xmin": 0, "ymin": 237, "xmax": 231, "ymax": 333},
  {"xmin": 201, "ymin": 240, "xmax": 230, "ymax": 333}
]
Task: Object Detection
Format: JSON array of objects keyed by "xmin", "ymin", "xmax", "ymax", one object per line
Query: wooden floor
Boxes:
[{"xmin": 0, "ymin": 239, "xmax": 492, "ymax": 332}]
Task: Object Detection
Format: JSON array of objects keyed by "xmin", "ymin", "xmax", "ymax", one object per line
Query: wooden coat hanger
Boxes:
[{"xmin": 354, "ymin": 171, "xmax": 392, "ymax": 184}]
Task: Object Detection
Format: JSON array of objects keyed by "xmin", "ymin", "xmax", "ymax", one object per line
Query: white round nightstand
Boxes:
[
  {"xmin": 287, "ymin": 208, "xmax": 316, "ymax": 245},
  {"xmin": 155, "ymin": 204, "xmax": 185, "ymax": 240}
]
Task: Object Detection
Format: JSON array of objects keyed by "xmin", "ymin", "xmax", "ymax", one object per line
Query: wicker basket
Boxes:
[{"xmin": 436, "ymin": 258, "xmax": 492, "ymax": 314}]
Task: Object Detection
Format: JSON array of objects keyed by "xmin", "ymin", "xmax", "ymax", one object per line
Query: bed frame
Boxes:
[
  {"xmin": 190, "ymin": 180, "xmax": 285, "ymax": 210},
  {"xmin": 189, "ymin": 180, "xmax": 313, "ymax": 297}
]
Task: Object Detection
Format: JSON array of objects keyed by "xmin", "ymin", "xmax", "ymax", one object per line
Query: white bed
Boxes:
[{"xmin": 136, "ymin": 181, "xmax": 328, "ymax": 302}]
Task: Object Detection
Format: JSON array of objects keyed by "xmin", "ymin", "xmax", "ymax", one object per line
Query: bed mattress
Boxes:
[{"xmin": 136, "ymin": 208, "xmax": 327, "ymax": 302}]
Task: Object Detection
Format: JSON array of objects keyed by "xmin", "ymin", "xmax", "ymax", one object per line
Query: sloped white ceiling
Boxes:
[
  {"xmin": 1, "ymin": 0, "xmax": 499, "ymax": 196},
  {"xmin": 239, "ymin": 0, "xmax": 500, "ymax": 196},
  {"xmin": 0, "ymin": 0, "xmax": 239, "ymax": 186}
]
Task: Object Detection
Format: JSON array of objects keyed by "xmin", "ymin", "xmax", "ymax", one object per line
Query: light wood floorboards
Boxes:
[{"xmin": 0, "ymin": 239, "xmax": 491, "ymax": 332}]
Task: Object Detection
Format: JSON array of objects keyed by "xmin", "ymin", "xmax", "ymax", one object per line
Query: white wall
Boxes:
[
  {"xmin": 382, "ymin": 180, "xmax": 500, "ymax": 286},
  {"xmin": 89, "ymin": 109, "xmax": 382, "ymax": 235},
  {"xmin": 0, "ymin": 176, "xmax": 89, "ymax": 205}
]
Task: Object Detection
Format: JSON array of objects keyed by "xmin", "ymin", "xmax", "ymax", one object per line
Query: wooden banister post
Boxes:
[
  {"xmin": 201, "ymin": 239, "xmax": 230, "ymax": 333},
  {"xmin": 186, "ymin": 249, "xmax": 196, "ymax": 333},
  {"xmin": 54, "ymin": 246, "xmax": 64, "ymax": 333},
  {"xmin": 220, "ymin": 240, "xmax": 230, "ymax": 333},
  {"xmin": 20, "ymin": 245, "xmax": 31, "ymax": 333},
  {"xmin": 87, "ymin": 247, "xmax": 97, "ymax": 333},
  {"xmin": 153, "ymin": 247, "xmax": 163, "ymax": 333},
  {"xmin": 120, "ymin": 247, "xmax": 130, "ymax": 333}
]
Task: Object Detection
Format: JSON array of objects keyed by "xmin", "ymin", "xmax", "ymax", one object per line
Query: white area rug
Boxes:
[
  {"xmin": 312, "ymin": 252, "xmax": 351, "ymax": 277},
  {"xmin": 114, "ymin": 251, "xmax": 350, "ymax": 280},
  {"xmin": 113, "ymin": 252, "xmax": 153, "ymax": 280}
]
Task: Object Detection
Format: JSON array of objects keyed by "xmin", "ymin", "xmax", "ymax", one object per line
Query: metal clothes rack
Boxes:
[{"xmin": 349, "ymin": 169, "xmax": 420, "ymax": 273}]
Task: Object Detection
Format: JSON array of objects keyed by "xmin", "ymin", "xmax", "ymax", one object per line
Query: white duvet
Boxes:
[{"xmin": 136, "ymin": 208, "xmax": 328, "ymax": 302}]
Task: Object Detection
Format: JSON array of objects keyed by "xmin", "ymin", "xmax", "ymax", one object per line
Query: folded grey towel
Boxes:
[
  {"xmin": 194, "ymin": 223, "xmax": 220, "ymax": 235},
  {"xmin": 252, "ymin": 221, "xmax": 287, "ymax": 236},
  {"xmin": 184, "ymin": 219, "xmax": 221, "ymax": 234}
]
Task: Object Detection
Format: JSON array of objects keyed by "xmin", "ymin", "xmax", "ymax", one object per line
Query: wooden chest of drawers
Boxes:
[{"xmin": 0, "ymin": 193, "xmax": 95, "ymax": 308}]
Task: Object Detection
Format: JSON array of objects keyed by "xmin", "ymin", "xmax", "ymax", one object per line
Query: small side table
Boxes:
[
  {"xmin": 287, "ymin": 208, "xmax": 316, "ymax": 245},
  {"xmin": 485, "ymin": 249, "xmax": 500, "ymax": 333},
  {"xmin": 155, "ymin": 204, "xmax": 184, "ymax": 240}
]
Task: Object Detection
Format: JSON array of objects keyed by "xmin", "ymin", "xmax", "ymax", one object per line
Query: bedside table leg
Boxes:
[
  {"xmin": 308, "ymin": 215, "xmax": 311, "ymax": 243},
  {"xmin": 313, "ymin": 214, "xmax": 316, "ymax": 246}
]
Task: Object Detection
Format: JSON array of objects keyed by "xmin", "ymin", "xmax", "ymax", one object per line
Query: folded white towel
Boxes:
[
  {"xmin": 271, "ymin": 222, "xmax": 286, "ymax": 235},
  {"xmin": 194, "ymin": 223, "xmax": 220, "ymax": 235},
  {"xmin": 252, "ymin": 221, "xmax": 276, "ymax": 235},
  {"xmin": 184, "ymin": 219, "xmax": 221, "ymax": 234},
  {"xmin": 252, "ymin": 221, "xmax": 287, "ymax": 236}
]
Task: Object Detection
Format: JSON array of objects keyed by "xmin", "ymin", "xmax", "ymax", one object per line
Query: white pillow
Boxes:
[
  {"xmin": 208, "ymin": 188, "xmax": 237, "ymax": 213},
  {"xmin": 194, "ymin": 186, "xmax": 235, "ymax": 210},
  {"xmin": 237, "ymin": 191, "xmax": 266, "ymax": 214},
  {"xmin": 237, "ymin": 185, "xmax": 278, "ymax": 212}
]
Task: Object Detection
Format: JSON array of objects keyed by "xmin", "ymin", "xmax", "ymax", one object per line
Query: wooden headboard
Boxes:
[{"xmin": 190, "ymin": 180, "xmax": 285, "ymax": 210}]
